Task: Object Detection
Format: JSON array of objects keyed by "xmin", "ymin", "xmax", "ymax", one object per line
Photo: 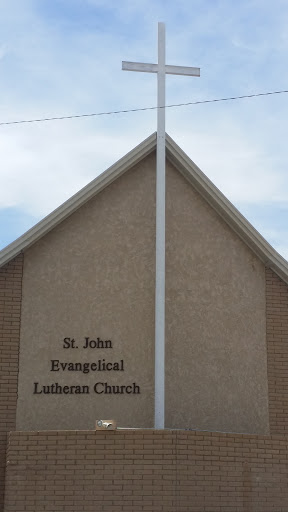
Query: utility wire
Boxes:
[{"xmin": 0, "ymin": 89, "xmax": 288, "ymax": 127}]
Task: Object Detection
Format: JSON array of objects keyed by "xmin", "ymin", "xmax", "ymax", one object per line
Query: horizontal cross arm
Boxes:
[
  {"xmin": 122, "ymin": 61, "xmax": 158, "ymax": 73},
  {"xmin": 165, "ymin": 65, "xmax": 200, "ymax": 77},
  {"xmin": 122, "ymin": 61, "xmax": 200, "ymax": 77}
]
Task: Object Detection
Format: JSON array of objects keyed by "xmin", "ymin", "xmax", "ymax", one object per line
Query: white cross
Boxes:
[{"xmin": 122, "ymin": 22, "xmax": 200, "ymax": 429}]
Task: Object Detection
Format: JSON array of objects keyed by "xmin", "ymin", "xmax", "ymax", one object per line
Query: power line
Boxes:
[{"xmin": 0, "ymin": 89, "xmax": 288, "ymax": 127}]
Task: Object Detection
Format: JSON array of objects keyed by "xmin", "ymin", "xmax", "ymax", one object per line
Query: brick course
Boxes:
[
  {"xmin": 0, "ymin": 254, "xmax": 23, "ymax": 511},
  {"xmin": 4, "ymin": 429, "xmax": 288, "ymax": 512}
]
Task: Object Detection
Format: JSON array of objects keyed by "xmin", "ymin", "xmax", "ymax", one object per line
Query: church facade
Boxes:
[{"xmin": 1, "ymin": 134, "xmax": 288, "ymax": 511}]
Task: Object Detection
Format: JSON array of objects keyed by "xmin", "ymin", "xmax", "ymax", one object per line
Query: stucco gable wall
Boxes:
[
  {"xmin": 165, "ymin": 161, "xmax": 268, "ymax": 433},
  {"xmin": 16, "ymin": 153, "xmax": 268, "ymax": 433},
  {"xmin": 17, "ymin": 154, "xmax": 156, "ymax": 430}
]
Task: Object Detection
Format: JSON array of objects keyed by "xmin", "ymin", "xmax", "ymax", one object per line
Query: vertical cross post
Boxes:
[
  {"xmin": 155, "ymin": 22, "xmax": 166, "ymax": 429},
  {"xmin": 122, "ymin": 23, "xmax": 200, "ymax": 429}
]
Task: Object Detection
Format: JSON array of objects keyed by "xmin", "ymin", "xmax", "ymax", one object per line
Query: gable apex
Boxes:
[{"xmin": 1, "ymin": 132, "xmax": 288, "ymax": 284}]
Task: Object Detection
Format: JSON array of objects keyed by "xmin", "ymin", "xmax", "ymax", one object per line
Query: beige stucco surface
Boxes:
[
  {"xmin": 165, "ymin": 164, "xmax": 268, "ymax": 434},
  {"xmin": 17, "ymin": 155, "xmax": 156, "ymax": 430},
  {"xmin": 17, "ymin": 152, "xmax": 269, "ymax": 433}
]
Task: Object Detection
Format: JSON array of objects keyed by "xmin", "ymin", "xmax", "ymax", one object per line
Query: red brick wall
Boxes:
[
  {"xmin": 4, "ymin": 429, "xmax": 288, "ymax": 512},
  {"xmin": 0, "ymin": 255, "xmax": 23, "ymax": 511},
  {"xmin": 266, "ymin": 268, "xmax": 288, "ymax": 434}
]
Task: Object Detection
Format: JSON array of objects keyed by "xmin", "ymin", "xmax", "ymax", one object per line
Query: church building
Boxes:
[{"xmin": 1, "ymin": 133, "xmax": 288, "ymax": 511}]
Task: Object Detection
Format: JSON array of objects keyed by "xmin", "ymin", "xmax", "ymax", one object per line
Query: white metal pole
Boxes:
[
  {"xmin": 122, "ymin": 22, "xmax": 199, "ymax": 429},
  {"xmin": 155, "ymin": 22, "xmax": 166, "ymax": 429}
]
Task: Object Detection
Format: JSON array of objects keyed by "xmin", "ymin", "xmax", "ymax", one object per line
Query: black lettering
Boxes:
[
  {"xmin": 83, "ymin": 363, "xmax": 89, "ymax": 374},
  {"xmin": 104, "ymin": 383, "xmax": 112, "ymax": 394},
  {"xmin": 33, "ymin": 382, "xmax": 42, "ymax": 394},
  {"xmin": 82, "ymin": 338, "xmax": 112, "ymax": 349},
  {"xmin": 50, "ymin": 360, "xmax": 59, "ymax": 371},
  {"xmin": 63, "ymin": 338, "xmax": 76, "ymax": 348},
  {"xmin": 33, "ymin": 382, "xmax": 90, "ymax": 395},
  {"xmin": 63, "ymin": 337, "xmax": 71, "ymax": 348},
  {"xmin": 94, "ymin": 382, "xmax": 104, "ymax": 394},
  {"xmin": 54, "ymin": 382, "xmax": 63, "ymax": 394},
  {"xmin": 97, "ymin": 338, "xmax": 104, "ymax": 348},
  {"xmin": 133, "ymin": 383, "xmax": 140, "ymax": 394}
]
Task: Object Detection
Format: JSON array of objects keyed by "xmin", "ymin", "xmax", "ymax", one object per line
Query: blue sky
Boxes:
[{"xmin": 1, "ymin": 0, "xmax": 288, "ymax": 257}]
